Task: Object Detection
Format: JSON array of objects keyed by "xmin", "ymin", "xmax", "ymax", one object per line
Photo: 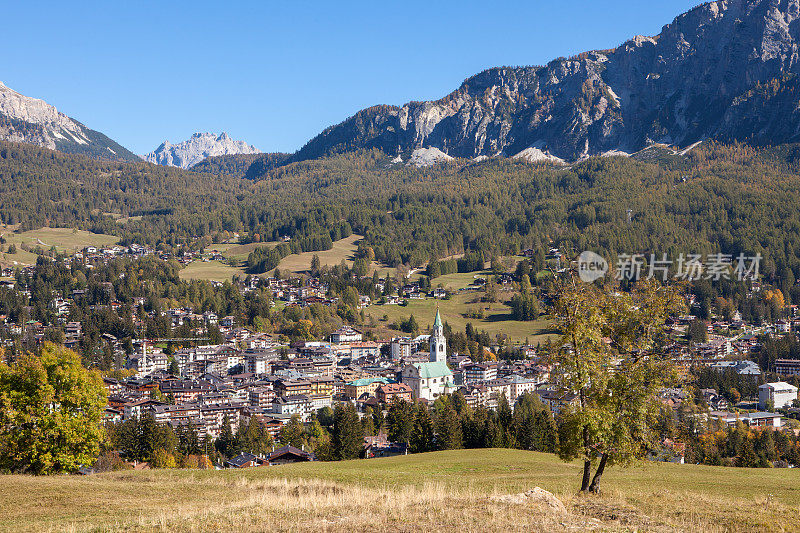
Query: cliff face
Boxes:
[
  {"xmin": 0, "ymin": 81, "xmax": 139, "ymax": 162},
  {"xmin": 292, "ymin": 0, "xmax": 800, "ymax": 163}
]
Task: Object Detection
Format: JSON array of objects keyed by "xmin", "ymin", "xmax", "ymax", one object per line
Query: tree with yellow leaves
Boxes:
[
  {"xmin": 0, "ymin": 343, "xmax": 106, "ymax": 474},
  {"xmin": 550, "ymin": 278, "xmax": 685, "ymax": 493}
]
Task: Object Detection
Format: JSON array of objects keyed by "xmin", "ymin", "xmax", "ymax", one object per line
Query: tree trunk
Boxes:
[
  {"xmin": 581, "ymin": 459, "xmax": 592, "ymax": 492},
  {"xmin": 580, "ymin": 420, "xmax": 591, "ymax": 492},
  {"xmin": 588, "ymin": 452, "xmax": 608, "ymax": 494}
]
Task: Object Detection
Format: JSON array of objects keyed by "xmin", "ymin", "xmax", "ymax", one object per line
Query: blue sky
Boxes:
[{"xmin": 4, "ymin": 1, "xmax": 700, "ymax": 154}]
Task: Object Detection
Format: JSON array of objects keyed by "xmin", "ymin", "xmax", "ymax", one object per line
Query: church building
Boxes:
[{"xmin": 400, "ymin": 309, "xmax": 456, "ymax": 401}]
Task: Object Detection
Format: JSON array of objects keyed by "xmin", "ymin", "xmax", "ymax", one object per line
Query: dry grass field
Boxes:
[
  {"xmin": 1, "ymin": 449, "xmax": 797, "ymax": 532},
  {"xmin": 275, "ymin": 234, "xmax": 362, "ymax": 274}
]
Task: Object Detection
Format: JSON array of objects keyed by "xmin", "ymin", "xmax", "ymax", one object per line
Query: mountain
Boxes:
[
  {"xmin": 288, "ymin": 0, "xmax": 800, "ymax": 164},
  {"xmin": 144, "ymin": 132, "xmax": 260, "ymax": 169},
  {"xmin": 0, "ymin": 81, "xmax": 139, "ymax": 162}
]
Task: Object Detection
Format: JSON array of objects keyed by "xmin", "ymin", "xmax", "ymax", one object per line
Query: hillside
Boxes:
[
  {"xmin": 0, "ymin": 449, "xmax": 796, "ymax": 532},
  {"xmin": 0, "ymin": 81, "xmax": 138, "ymax": 162},
  {"xmin": 189, "ymin": 152, "xmax": 270, "ymax": 178},
  {"xmin": 274, "ymin": 0, "xmax": 800, "ymax": 166},
  {"xmin": 7, "ymin": 139, "xmax": 800, "ymax": 284}
]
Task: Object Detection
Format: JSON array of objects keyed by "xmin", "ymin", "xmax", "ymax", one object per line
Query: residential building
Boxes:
[
  {"xmin": 376, "ymin": 383, "xmax": 413, "ymax": 404},
  {"xmin": 330, "ymin": 326, "xmax": 363, "ymax": 344},
  {"xmin": 758, "ymin": 382, "xmax": 798, "ymax": 409}
]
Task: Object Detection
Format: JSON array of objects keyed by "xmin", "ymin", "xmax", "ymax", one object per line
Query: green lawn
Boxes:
[
  {"xmin": 207, "ymin": 241, "xmax": 281, "ymax": 262},
  {"xmin": 0, "ymin": 226, "xmax": 120, "ymax": 267},
  {"xmin": 0, "ymin": 449, "xmax": 796, "ymax": 532},
  {"xmin": 0, "ymin": 226, "xmax": 119, "ymax": 253},
  {"xmin": 179, "ymin": 260, "xmax": 245, "ymax": 283},
  {"xmin": 367, "ymin": 291, "xmax": 557, "ymax": 342},
  {"xmin": 276, "ymin": 234, "xmax": 362, "ymax": 274}
]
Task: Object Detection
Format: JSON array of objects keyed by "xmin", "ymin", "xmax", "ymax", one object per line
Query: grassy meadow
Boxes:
[
  {"xmin": 275, "ymin": 234, "xmax": 362, "ymax": 274},
  {"xmin": 0, "ymin": 449, "xmax": 797, "ymax": 532},
  {"xmin": 178, "ymin": 260, "xmax": 246, "ymax": 283},
  {"xmin": 368, "ymin": 291, "xmax": 558, "ymax": 342},
  {"xmin": 0, "ymin": 225, "xmax": 119, "ymax": 267}
]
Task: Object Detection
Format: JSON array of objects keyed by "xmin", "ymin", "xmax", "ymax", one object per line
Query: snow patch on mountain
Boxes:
[{"xmin": 144, "ymin": 132, "xmax": 260, "ymax": 169}]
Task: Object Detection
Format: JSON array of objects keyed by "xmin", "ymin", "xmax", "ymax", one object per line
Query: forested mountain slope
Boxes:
[{"xmin": 3, "ymin": 140, "xmax": 800, "ymax": 280}]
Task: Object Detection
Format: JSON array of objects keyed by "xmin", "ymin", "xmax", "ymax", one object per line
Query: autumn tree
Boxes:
[
  {"xmin": 0, "ymin": 343, "xmax": 106, "ymax": 474},
  {"xmin": 550, "ymin": 279, "xmax": 684, "ymax": 493}
]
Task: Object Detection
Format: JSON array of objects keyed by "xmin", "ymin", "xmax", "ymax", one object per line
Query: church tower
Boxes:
[{"xmin": 429, "ymin": 308, "xmax": 446, "ymax": 363}]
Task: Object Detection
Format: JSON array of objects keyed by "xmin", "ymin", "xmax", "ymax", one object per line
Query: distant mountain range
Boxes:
[
  {"xmin": 143, "ymin": 132, "xmax": 260, "ymax": 169},
  {"xmin": 5, "ymin": 0, "xmax": 800, "ymax": 172},
  {"xmin": 0, "ymin": 81, "xmax": 139, "ymax": 162}
]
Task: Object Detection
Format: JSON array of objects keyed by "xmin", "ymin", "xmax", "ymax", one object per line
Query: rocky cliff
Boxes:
[
  {"xmin": 0, "ymin": 81, "xmax": 139, "ymax": 162},
  {"xmin": 291, "ymin": 0, "xmax": 800, "ymax": 163}
]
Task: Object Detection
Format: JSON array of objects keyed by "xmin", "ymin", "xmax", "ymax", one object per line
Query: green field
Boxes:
[
  {"xmin": 0, "ymin": 449, "xmax": 796, "ymax": 532},
  {"xmin": 0, "ymin": 226, "xmax": 119, "ymax": 267},
  {"xmin": 207, "ymin": 241, "xmax": 279, "ymax": 262},
  {"xmin": 179, "ymin": 260, "xmax": 245, "ymax": 282},
  {"xmin": 368, "ymin": 291, "xmax": 557, "ymax": 342},
  {"xmin": 276, "ymin": 234, "xmax": 362, "ymax": 274}
]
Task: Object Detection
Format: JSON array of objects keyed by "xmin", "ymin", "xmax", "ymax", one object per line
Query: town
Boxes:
[{"xmin": 2, "ymin": 239, "xmax": 799, "ymax": 471}]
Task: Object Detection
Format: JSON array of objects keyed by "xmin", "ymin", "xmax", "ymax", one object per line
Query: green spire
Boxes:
[{"xmin": 433, "ymin": 308, "xmax": 442, "ymax": 328}]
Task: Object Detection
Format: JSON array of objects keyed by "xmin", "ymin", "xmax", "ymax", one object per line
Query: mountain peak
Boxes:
[
  {"xmin": 143, "ymin": 132, "xmax": 260, "ymax": 169},
  {"xmin": 288, "ymin": 0, "xmax": 800, "ymax": 164},
  {"xmin": 0, "ymin": 81, "xmax": 139, "ymax": 161}
]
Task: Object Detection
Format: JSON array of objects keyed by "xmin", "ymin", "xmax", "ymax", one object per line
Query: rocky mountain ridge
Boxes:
[
  {"xmin": 286, "ymin": 0, "xmax": 800, "ymax": 165},
  {"xmin": 143, "ymin": 132, "xmax": 260, "ymax": 169},
  {"xmin": 0, "ymin": 81, "xmax": 139, "ymax": 162}
]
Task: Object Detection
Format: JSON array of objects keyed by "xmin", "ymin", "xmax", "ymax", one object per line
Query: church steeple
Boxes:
[{"xmin": 429, "ymin": 308, "xmax": 446, "ymax": 363}]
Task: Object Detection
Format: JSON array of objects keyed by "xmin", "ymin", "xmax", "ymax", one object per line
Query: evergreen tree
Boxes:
[
  {"xmin": 386, "ymin": 397, "xmax": 414, "ymax": 444},
  {"xmin": 362, "ymin": 407, "xmax": 377, "ymax": 436},
  {"xmin": 279, "ymin": 414, "xmax": 306, "ymax": 448},
  {"xmin": 434, "ymin": 402, "xmax": 463, "ymax": 450},
  {"xmin": 332, "ymin": 403, "xmax": 363, "ymax": 460},
  {"xmin": 410, "ymin": 403, "xmax": 435, "ymax": 453},
  {"xmin": 216, "ymin": 414, "xmax": 236, "ymax": 458}
]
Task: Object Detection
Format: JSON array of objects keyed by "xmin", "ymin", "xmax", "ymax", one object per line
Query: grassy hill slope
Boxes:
[{"xmin": 1, "ymin": 449, "xmax": 797, "ymax": 532}]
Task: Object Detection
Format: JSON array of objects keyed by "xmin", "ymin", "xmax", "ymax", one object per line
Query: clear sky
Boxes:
[{"xmin": 4, "ymin": 1, "xmax": 701, "ymax": 155}]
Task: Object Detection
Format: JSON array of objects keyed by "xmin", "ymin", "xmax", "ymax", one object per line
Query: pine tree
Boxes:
[
  {"xmin": 279, "ymin": 414, "xmax": 306, "ymax": 448},
  {"xmin": 332, "ymin": 403, "xmax": 363, "ymax": 460},
  {"xmin": 386, "ymin": 397, "xmax": 414, "ymax": 444},
  {"xmin": 216, "ymin": 414, "xmax": 236, "ymax": 458},
  {"xmin": 434, "ymin": 402, "xmax": 463, "ymax": 450},
  {"xmin": 411, "ymin": 403, "xmax": 435, "ymax": 453},
  {"xmin": 362, "ymin": 407, "xmax": 377, "ymax": 436}
]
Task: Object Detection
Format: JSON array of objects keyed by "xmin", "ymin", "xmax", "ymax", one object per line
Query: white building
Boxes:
[
  {"xmin": 400, "ymin": 310, "xmax": 456, "ymax": 401},
  {"xmin": 330, "ymin": 326, "xmax": 363, "ymax": 344},
  {"xmin": 758, "ymin": 382, "xmax": 798, "ymax": 410},
  {"xmin": 391, "ymin": 337, "xmax": 416, "ymax": 360}
]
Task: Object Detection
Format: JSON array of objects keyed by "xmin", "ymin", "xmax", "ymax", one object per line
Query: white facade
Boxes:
[{"xmin": 758, "ymin": 382, "xmax": 798, "ymax": 409}]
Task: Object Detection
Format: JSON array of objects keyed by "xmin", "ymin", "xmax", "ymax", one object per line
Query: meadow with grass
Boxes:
[
  {"xmin": 0, "ymin": 225, "xmax": 119, "ymax": 267},
  {"xmin": 1, "ymin": 449, "xmax": 797, "ymax": 532},
  {"xmin": 368, "ymin": 290, "xmax": 558, "ymax": 342},
  {"xmin": 178, "ymin": 260, "xmax": 246, "ymax": 283}
]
